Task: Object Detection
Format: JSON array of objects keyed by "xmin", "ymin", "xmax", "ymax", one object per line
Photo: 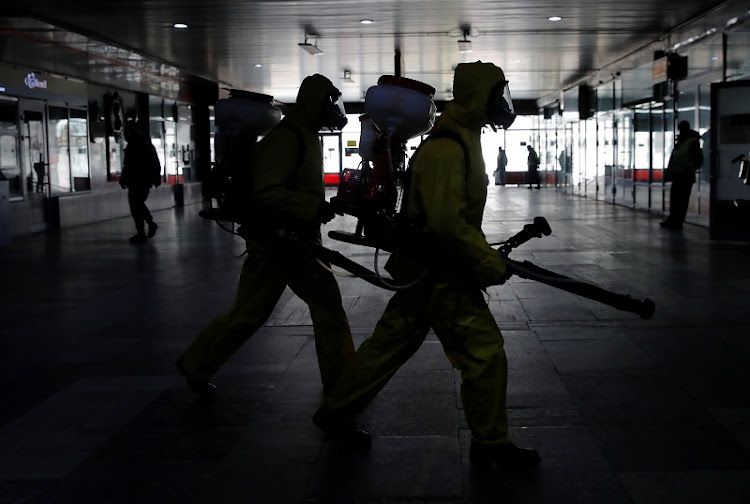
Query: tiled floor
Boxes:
[{"xmin": 1, "ymin": 187, "xmax": 749, "ymax": 504}]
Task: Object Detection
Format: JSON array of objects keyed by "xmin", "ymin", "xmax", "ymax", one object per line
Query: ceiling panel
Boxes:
[{"xmin": 3, "ymin": 0, "xmax": 744, "ymax": 104}]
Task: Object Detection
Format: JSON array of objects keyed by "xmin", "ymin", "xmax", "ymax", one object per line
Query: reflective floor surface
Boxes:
[{"xmin": 1, "ymin": 186, "xmax": 749, "ymax": 503}]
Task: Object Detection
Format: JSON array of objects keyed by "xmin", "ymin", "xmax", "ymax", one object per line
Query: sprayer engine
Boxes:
[{"xmin": 330, "ymin": 75, "xmax": 436, "ymax": 249}]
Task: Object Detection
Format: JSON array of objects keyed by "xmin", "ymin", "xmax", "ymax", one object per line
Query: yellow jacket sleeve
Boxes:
[
  {"xmin": 410, "ymin": 138, "xmax": 508, "ymax": 286},
  {"xmin": 251, "ymin": 123, "xmax": 325, "ymax": 226}
]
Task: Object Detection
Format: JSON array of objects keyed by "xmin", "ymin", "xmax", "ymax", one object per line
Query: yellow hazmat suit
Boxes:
[
  {"xmin": 179, "ymin": 74, "xmax": 355, "ymax": 392},
  {"xmin": 326, "ymin": 62, "xmax": 514, "ymax": 446}
]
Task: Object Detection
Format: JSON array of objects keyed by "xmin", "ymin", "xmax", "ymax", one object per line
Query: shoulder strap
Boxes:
[
  {"xmin": 421, "ymin": 130, "xmax": 470, "ymax": 169},
  {"xmin": 401, "ymin": 129, "xmax": 470, "ymax": 216},
  {"xmin": 274, "ymin": 121, "xmax": 305, "ymax": 168}
]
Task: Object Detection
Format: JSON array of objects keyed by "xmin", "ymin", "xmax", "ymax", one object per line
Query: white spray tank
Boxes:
[
  {"xmin": 214, "ymin": 90, "xmax": 282, "ymax": 164},
  {"xmin": 364, "ymin": 75, "xmax": 436, "ymax": 143}
]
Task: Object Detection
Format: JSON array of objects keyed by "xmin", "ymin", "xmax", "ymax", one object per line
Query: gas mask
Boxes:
[
  {"xmin": 487, "ymin": 81, "xmax": 516, "ymax": 131},
  {"xmin": 320, "ymin": 91, "xmax": 348, "ymax": 131}
]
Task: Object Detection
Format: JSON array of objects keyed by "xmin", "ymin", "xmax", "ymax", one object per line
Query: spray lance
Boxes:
[{"xmin": 495, "ymin": 217, "xmax": 655, "ymax": 319}]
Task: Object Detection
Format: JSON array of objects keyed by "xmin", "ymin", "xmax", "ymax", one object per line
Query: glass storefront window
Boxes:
[
  {"xmin": 209, "ymin": 105, "xmax": 216, "ymax": 165},
  {"xmin": 725, "ymin": 25, "xmax": 750, "ymax": 81},
  {"xmin": 164, "ymin": 118, "xmax": 177, "ymax": 184},
  {"xmin": 677, "ymin": 84, "xmax": 698, "ymax": 132},
  {"xmin": 69, "ymin": 108, "xmax": 90, "ymax": 191},
  {"xmin": 0, "ymin": 99, "xmax": 21, "ymax": 197},
  {"xmin": 698, "ymin": 84, "xmax": 711, "ymax": 185},
  {"xmin": 108, "ymin": 136, "xmax": 123, "ymax": 181},
  {"xmin": 48, "ymin": 105, "xmax": 71, "ymax": 194},
  {"xmin": 633, "ymin": 105, "xmax": 651, "ymax": 211},
  {"xmin": 176, "ymin": 104, "xmax": 192, "ymax": 182},
  {"xmin": 582, "ymin": 118, "xmax": 597, "ymax": 197},
  {"xmin": 148, "ymin": 96, "xmax": 165, "ymax": 184}
]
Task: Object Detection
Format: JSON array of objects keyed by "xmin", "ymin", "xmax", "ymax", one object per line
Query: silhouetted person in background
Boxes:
[
  {"xmin": 494, "ymin": 146, "xmax": 507, "ymax": 185},
  {"xmin": 661, "ymin": 120, "xmax": 703, "ymax": 229},
  {"xmin": 120, "ymin": 122, "xmax": 160, "ymax": 243},
  {"xmin": 33, "ymin": 159, "xmax": 46, "ymax": 193},
  {"xmin": 527, "ymin": 144, "xmax": 540, "ymax": 189}
]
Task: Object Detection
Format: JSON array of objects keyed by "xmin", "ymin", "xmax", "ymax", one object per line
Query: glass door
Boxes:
[
  {"xmin": 581, "ymin": 118, "xmax": 596, "ymax": 198},
  {"xmin": 164, "ymin": 118, "xmax": 178, "ymax": 184},
  {"xmin": 19, "ymin": 100, "xmax": 49, "ymax": 231},
  {"xmin": 597, "ymin": 113, "xmax": 615, "ymax": 202},
  {"xmin": 321, "ymin": 132, "xmax": 342, "ymax": 185},
  {"xmin": 560, "ymin": 122, "xmax": 573, "ymax": 192},
  {"xmin": 0, "ymin": 98, "xmax": 21, "ymax": 199},
  {"xmin": 650, "ymin": 101, "xmax": 668, "ymax": 214},
  {"xmin": 710, "ymin": 80, "xmax": 750, "ymax": 240},
  {"xmin": 614, "ymin": 110, "xmax": 634, "ymax": 207},
  {"xmin": 633, "ymin": 104, "xmax": 652, "ymax": 211}
]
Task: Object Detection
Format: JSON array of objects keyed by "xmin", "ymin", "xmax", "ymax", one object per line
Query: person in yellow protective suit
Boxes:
[
  {"xmin": 177, "ymin": 74, "xmax": 355, "ymax": 401},
  {"xmin": 313, "ymin": 62, "xmax": 541, "ymax": 469}
]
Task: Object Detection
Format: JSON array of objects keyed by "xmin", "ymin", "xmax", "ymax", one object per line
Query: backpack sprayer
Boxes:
[
  {"xmin": 199, "ymin": 89, "xmax": 282, "ymax": 227},
  {"xmin": 328, "ymin": 75, "xmax": 437, "ymax": 251}
]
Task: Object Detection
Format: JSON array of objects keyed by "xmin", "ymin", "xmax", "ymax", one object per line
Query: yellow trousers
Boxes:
[
  {"xmin": 179, "ymin": 238, "xmax": 355, "ymax": 391},
  {"xmin": 328, "ymin": 280, "xmax": 509, "ymax": 444}
]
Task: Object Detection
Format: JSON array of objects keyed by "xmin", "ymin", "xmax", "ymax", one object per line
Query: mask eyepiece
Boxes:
[
  {"xmin": 321, "ymin": 91, "xmax": 348, "ymax": 131},
  {"xmin": 487, "ymin": 82, "xmax": 516, "ymax": 130}
]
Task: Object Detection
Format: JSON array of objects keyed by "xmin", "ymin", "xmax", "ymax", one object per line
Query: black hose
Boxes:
[{"xmin": 313, "ymin": 245, "xmax": 415, "ymax": 292}]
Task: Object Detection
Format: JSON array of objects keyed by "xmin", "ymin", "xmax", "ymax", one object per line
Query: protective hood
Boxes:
[
  {"xmin": 287, "ymin": 73, "xmax": 342, "ymax": 130},
  {"xmin": 450, "ymin": 61, "xmax": 507, "ymax": 129}
]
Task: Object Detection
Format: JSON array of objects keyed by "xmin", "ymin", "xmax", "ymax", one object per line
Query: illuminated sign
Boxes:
[
  {"xmin": 24, "ymin": 72, "xmax": 48, "ymax": 90},
  {"xmin": 652, "ymin": 58, "xmax": 667, "ymax": 80}
]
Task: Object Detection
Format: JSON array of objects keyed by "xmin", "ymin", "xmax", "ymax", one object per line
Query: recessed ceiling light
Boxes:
[
  {"xmin": 173, "ymin": 23, "xmax": 188, "ymax": 29},
  {"xmin": 548, "ymin": 16, "xmax": 562, "ymax": 22},
  {"xmin": 254, "ymin": 63, "xmax": 262, "ymax": 68},
  {"xmin": 513, "ymin": 59, "xmax": 523, "ymax": 63},
  {"xmin": 359, "ymin": 19, "xmax": 375, "ymax": 24}
]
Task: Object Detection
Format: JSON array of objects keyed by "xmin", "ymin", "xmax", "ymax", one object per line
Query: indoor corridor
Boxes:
[{"xmin": 0, "ymin": 186, "xmax": 749, "ymax": 503}]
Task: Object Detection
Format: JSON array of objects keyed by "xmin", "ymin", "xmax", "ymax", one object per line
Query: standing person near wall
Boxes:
[
  {"xmin": 527, "ymin": 144, "xmax": 540, "ymax": 189},
  {"xmin": 660, "ymin": 120, "xmax": 703, "ymax": 229},
  {"xmin": 120, "ymin": 122, "xmax": 161, "ymax": 243},
  {"xmin": 494, "ymin": 146, "xmax": 507, "ymax": 185},
  {"xmin": 313, "ymin": 61, "xmax": 541, "ymax": 469},
  {"xmin": 176, "ymin": 74, "xmax": 355, "ymax": 402}
]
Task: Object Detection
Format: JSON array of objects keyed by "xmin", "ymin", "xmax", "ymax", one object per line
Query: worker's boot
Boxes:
[
  {"xmin": 176, "ymin": 357, "xmax": 217, "ymax": 403},
  {"xmin": 313, "ymin": 406, "xmax": 371, "ymax": 450},
  {"xmin": 469, "ymin": 441, "xmax": 541, "ymax": 469}
]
